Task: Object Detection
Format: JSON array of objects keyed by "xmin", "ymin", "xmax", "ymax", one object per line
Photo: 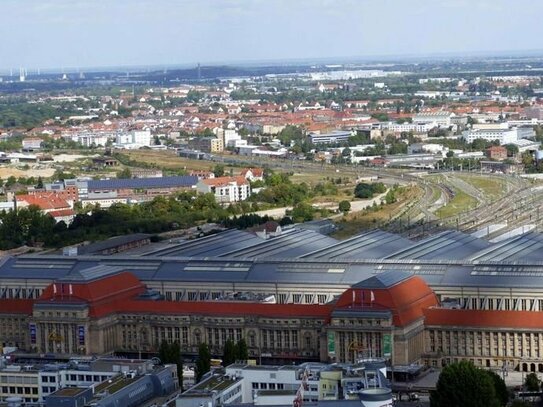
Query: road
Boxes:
[{"xmin": 253, "ymin": 193, "xmax": 387, "ymax": 219}]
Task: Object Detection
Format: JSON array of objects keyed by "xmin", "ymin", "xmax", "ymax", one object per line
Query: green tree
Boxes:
[
  {"xmin": 385, "ymin": 189, "xmax": 397, "ymax": 204},
  {"xmin": 524, "ymin": 372, "xmax": 539, "ymax": 392},
  {"xmin": 484, "ymin": 370, "xmax": 508, "ymax": 407},
  {"xmin": 158, "ymin": 341, "xmax": 183, "ymax": 390},
  {"xmin": 222, "ymin": 339, "xmax": 237, "ymax": 366},
  {"xmin": 291, "ymin": 202, "xmax": 315, "ymax": 223},
  {"xmin": 504, "ymin": 144, "xmax": 519, "ymax": 157},
  {"xmin": 430, "ymin": 361, "xmax": 500, "ymax": 407},
  {"xmin": 213, "ymin": 164, "xmax": 225, "ymax": 177},
  {"xmin": 5, "ymin": 176, "xmax": 16, "ymax": 188},
  {"xmin": 338, "ymin": 200, "xmax": 351, "ymax": 214},
  {"xmin": 354, "ymin": 182, "xmax": 386, "ymax": 199},
  {"xmin": 196, "ymin": 343, "xmax": 211, "ymax": 382},
  {"xmin": 36, "ymin": 176, "xmax": 44, "ymax": 189},
  {"xmin": 116, "ymin": 168, "xmax": 132, "ymax": 179},
  {"xmin": 158, "ymin": 340, "xmax": 172, "ymax": 364},
  {"xmin": 235, "ymin": 339, "xmax": 248, "ymax": 361}
]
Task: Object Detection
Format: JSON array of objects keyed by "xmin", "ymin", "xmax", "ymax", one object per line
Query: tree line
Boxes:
[{"xmin": 0, "ymin": 192, "xmax": 253, "ymax": 250}]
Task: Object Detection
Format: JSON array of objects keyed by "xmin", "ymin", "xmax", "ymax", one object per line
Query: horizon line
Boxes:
[{"xmin": 3, "ymin": 48, "xmax": 543, "ymax": 74}]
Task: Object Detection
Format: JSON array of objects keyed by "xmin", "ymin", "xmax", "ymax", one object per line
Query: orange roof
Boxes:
[
  {"xmin": 38, "ymin": 272, "xmax": 145, "ymax": 315},
  {"xmin": 36, "ymin": 272, "xmax": 331, "ymax": 319},
  {"xmin": 240, "ymin": 168, "xmax": 264, "ymax": 177},
  {"xmin": 17, "ymin": 195, "xmax": 71, "ymax": 211},
  {"xmin": 334, "ymin": 275, "xmax": 438, "ymax": 327},
  {"xmin": 202, "ymin": 176, "xmax": 248, "ymax": 187},
  {"xmin": 424, "ymin": 308, "xmax": 543, "ymax": 329}
]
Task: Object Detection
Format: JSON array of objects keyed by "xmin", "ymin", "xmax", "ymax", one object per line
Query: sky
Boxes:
[{"xmin": 1, "ymin": 0, "xmax": 543, "ymax": 70}]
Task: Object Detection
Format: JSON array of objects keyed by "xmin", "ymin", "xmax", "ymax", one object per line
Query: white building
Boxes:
[
  {"xmin": 224, "ymin": 129, "xmax": 242, "ymax": 147},
  {"xmin": 381, "ymin": 122, "xmax": 434, "ymax": 134},
  {"xmin": 408, "ymin": 143, "xmax": 449, "ymax": 156},
  {"xmin": 412, "ymin": 111, "xmax": 454, "ymax": 127},
  {"xmin": 63, "ymin": 132, "xmax": 112, "ymax": 147},
  {"xmin": 22, "ymin": 137, "xmax": 43, "ymax": 150},
  {"xmin": 114, "ymin": 130, "xmax": 151, "ymax": 149},
  {"xmin": 0, "ymin": 364, "xmax": 116, "ymax": 404},
  {"xmin": 461, "ymin": 127, "xmax": 532, "ymax": 144},
  {"xmin": 309, "ymin": 131, "xmax": 353, "ymax": 144},
  {"xmin": 197, "ymin": 176, "xmax": 251, "ymax": 203},
  {"xmin": 238, "ymin": 145, "xmax": 288, "ymax": 157}
]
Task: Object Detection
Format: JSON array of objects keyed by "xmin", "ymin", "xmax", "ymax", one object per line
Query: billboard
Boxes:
[
  {"xmin": 78, "ymin": 326, "xmax": 85, "ymax": 346},
  {"xmin": 29, "ymin": 323, "xmax": 36, "ymax": 344},
  {"xmin": 383, "ymin": 333, "xmax": 392, "ymax": 358},
  {"xmin": 327, "ymin": 331, "xmax": 335, "ymax": 356}
]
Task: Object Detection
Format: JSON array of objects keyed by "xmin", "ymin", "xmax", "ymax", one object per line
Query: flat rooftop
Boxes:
[
  {"xmin": 51, "ymin": 387, "xmax": 88, "ymax": 397},
  {"xmin": 183, "ymin": 375, "xmax": 240, "ymax": 394}
]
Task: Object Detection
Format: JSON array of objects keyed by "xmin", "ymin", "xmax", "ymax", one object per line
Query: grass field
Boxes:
[
  {"xmin": 435, "ymin": 189, "xmax": 478, "ymax": 219},
  {"xmin": 331, "ymin": 186, "xmax": 422, "ymax": 239},
  {"xmin": 122, "ymin": 150, "xmax": 218, "ymax": 171},
  {"xmin": 457, "ymin": 175, "xmax": 506, "ymax": 199}
]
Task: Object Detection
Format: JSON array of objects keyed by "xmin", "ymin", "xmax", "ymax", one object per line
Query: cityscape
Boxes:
[{"xmin": 3, "ymin": 1, "xmax": 543, "ymax": 406}]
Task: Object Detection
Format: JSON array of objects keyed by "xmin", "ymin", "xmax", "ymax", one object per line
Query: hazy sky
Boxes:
[{"xmin": 1, "ymin": 0, "xmax": 543, "ymax": 69}]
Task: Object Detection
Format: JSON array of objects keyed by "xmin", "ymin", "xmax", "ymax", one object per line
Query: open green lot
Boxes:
[
  {"xmin": 436, "ymin": 189, "xmax": 478, "ymax": 219},
  {"xmin": 457, "ymin": 175, "xmax": 506, "ymax": 199}
]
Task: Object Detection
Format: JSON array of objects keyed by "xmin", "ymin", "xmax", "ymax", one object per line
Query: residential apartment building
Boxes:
[
  {"xmin": 197, "ymin": 176, "xmax": 251, "ymax": 203},
  {"xmin": 63, "ymin": 131, "xmax": 114, "ymax": 147},
  {"xmin": 188, "ymin": 136, "xmax": 224, "ymax": 153},
  {"xmin": 413, "ymin": 111, "xmax": 454, "ymax": 127},
  {"xmin": 486, "ymin": 146, "xmax": 508, "ymax": 161},
  {"xmin": 462, "ymin": 126, "xmax": 534, "ymax": 144},
  {"xmin": 309, "ymin": 131, "xmax": 352, "ymax": 145},
  {"xmin": 380, "ymin": 122, "xmax": 434, "ymax": 134},
  {"xmin": 114, "ymin": 130, "xmax": 151, "ymax": 149},
  {"xmin": 462, "ymin": 128, "xmax": 519, "ymax": 144}
]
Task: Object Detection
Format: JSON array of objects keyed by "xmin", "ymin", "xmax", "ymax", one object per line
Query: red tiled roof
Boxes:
[
  {"xmin": 334, "ymin": 276, "xmax": 438, "ymax": 327},
  {"xmin": 240, "ymin": 168, "xmax": 264, "ymax": 177},
  {"xmin": 17, "ymin": 194, "xmax": 71, "ymax": 211},
  {"xmin": 202, "ymin": 176, "xmax": 248, "ymax": 187},
  {"xmin": 0, "ymin": 299, "xmax": 34, "ymax": 315},
  {"xmin": 39, "ymin": 272, "xmax": 145, "ymax": 306},
  {"xmin": 424, "ymin": 308, "xmax": 543, "ymax": 329}
]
